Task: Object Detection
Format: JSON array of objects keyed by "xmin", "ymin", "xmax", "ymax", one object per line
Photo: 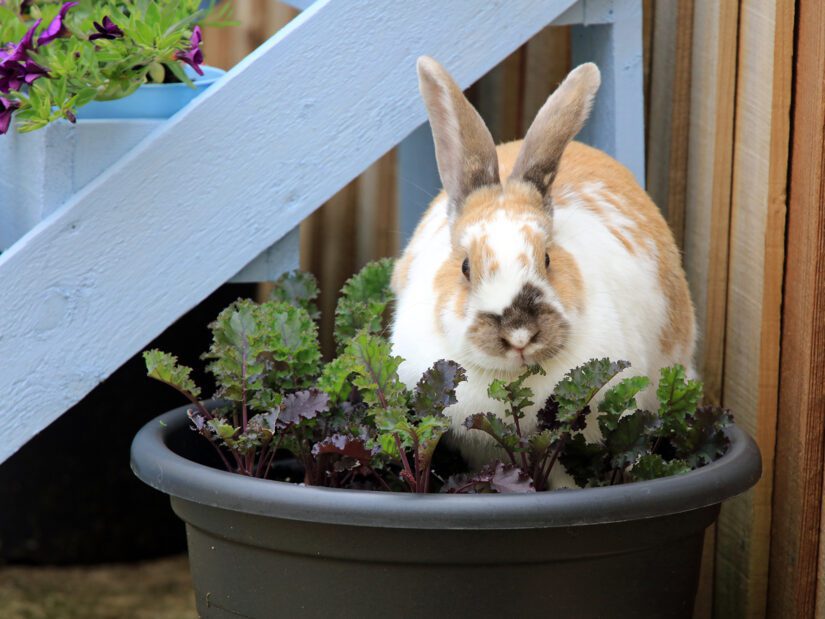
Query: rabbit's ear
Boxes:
[
  {"xmin": 417, "ymin": 56, "xmax": 499, "ymax": 218},
  {"xmin": 510, "ymin": 63, "xmax": 600, "ymax": 200}
]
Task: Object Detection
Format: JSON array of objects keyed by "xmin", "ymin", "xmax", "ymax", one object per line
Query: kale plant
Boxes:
[
  {"xmin": 146, "ymin": 259, "xmax": 734, "ymax": 493},
  {"xmin": 456, "ymin": 358, "xmax": 733, "ymax": 491}
]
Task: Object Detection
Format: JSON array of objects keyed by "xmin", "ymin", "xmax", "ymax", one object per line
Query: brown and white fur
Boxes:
[{"xmin": 390, "ymin": 58, "xmax": 695, "ymax": 485}]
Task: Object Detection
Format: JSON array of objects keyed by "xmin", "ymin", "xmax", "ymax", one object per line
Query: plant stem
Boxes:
[
  {"xmin": 157, "ymin": 379, "xmax": 212, "ymax": 420},
  {"xmin": 240, "ymin": 346, "xmax": 248, "ymax": 433},
  {"xmin": 542, "ymin": 435, "xmax": 567, "ymax": 481},
  {"xmin": 370, "ymin": 469, "xmax": 393, "ymax": 492},
  {"xmin": 255, "ymin": 442, "xmax": 270, "ymax": 478},
  {"xmin": 208, "ymin": 437, "xmax": 234, "ymax": 472},
  {"xmin": 393, "ymin": 433, "xmax": 416, "ymax": 491}
]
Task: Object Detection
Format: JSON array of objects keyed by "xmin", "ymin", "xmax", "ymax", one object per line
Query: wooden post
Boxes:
[
  {"xmin": 645, "ymin": 0, "xmax": 693, "ymax": 246},
  {"xmin": 683, "ymin": 0, "xmax": 739, "ymax": 408},
  {"xmin": 715, "ymin": 0, "xmax": 794, "ymax": 616},
  {"xmin": 769, "ymin": 0, "xmax": 825, "ymax": 615}
]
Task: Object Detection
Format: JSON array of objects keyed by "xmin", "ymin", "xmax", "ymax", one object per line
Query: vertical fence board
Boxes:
[
  {"xmin": 646, "ymin": 0, "xmax": 693, "ymax": 246},
  {"xmin": 680, "ymin": 4, "xmax": 737, "ymax": 614},
  {"xmin": 472, "ymin": 49, "xmax": 526, "ymax": 144},
  {"xmin": 683, "ymin": 0, "xmax": 739, "ymax": 407},
  {"xmin": 356, "ymin": 150, "xmax": 399, "ymax": 265},
  {"xmin": 716, "ymin": 1, "xmax": 794, "ymax": 616},
  {"xmin": 770, "ymin": 0, "xmax": 825, "ymax": 615}
]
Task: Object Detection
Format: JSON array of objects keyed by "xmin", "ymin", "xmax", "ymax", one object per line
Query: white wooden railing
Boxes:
[{"xmin": 0, "ymin": 0, "xmax": 643, "ymax": 463}]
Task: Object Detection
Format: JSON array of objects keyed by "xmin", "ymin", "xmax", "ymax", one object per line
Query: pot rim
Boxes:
[{"xmin": 130, "ymin": 404, "xmax": 761, "ymax": 530}]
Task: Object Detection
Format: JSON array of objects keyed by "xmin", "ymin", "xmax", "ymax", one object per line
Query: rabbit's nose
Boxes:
[{"xmin": 503, "ymin": 328, "xmax": 538, "ymax": 351}]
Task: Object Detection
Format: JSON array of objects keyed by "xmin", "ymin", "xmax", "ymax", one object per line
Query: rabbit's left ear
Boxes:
[
  {"xmin": 417, "ymin": 56, "xmax": 500, "ymax": 219},
  {"xmin": 510, "ymin": 63, "xmax": 601, "ymax": 200}
]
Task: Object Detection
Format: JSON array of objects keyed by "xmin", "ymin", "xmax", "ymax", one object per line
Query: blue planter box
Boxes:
[{"xmin": 77, "ymin": 66, "xmax": 225, "ymax": 120}]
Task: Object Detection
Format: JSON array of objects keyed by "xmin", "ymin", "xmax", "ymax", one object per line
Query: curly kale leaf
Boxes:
[
  {"xmin": 278, "ymin": 389, "xmax": 330, "ymax": 426},
  {"xmin": 412, "ymin": 359, "xmax": 467, "ymax": 418},
  {"xmin": 334, "ymin": 258, "xmax": 395, "ymax": 349},
  {"xmin": 312, "ymin": 433, "xmax": 376, "ymax": 471},
  {"xmin": 442, "ymin": 462, "xmax": 534, "ymax": 494},
  {"xmin": 489, "ymin": 462, "xmax": 536, "ymax": 493},
  {"xmin": 316, "ymin": 355, "xmax": 356, "ymax": 405},
  {"xmin": 463, "ymin": 412, "xmax": 522, "ymax": 458},
  {"xmin": 597, "ymin": 375, "xmax": 651, "ymax": 434},
  {"xmin": 631, "ymin": 454, "xmax": 691, "ymax": 481},
  {"xmin": 553, "ymin": 358, "xmax": 631, "ymax": 424},
  {"xmin": 672, "ymin": 405, "xmax": 733, "ymax": 467},
  {"xmin": 202, "ymin": 299, "xmax": 321, "ymax": 408},
  {"xmin": 656, "ymin": 364, "xmax": 703, "ymax": 438},
  {"xmin": 487, "ymin": 365, "xmax": 545, "ymax": 420},
  {"xmin": 604, "ymin": 409, "xmax": 660, "ymax": 468},
  {"xmin": 344, "ymin": 330, "xmax": 406, "ymax": 411},
  {"xmin": 269, "ymin": 270, "xmax": 320, "ymax": 320},
  {"xmin": 559, "ymin": 433, "xmax": 610, "ymax": 487},
  {"xmin": 143, "ymin": 349, "xmax": 202, "ymax": 402}
]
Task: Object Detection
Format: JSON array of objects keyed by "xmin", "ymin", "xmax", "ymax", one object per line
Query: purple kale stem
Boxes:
[
  {"xmin": 255, "ymin": 442, "xmax": 270, "ymax": 477},
  {"xmin": 541, "ymin": 434, "xmax": 568, "ymax": 484},
  {"xmin": 240, "ymin": 340, "xmax": 248, "ymax": 432},
  {"xmin": 508, "ymin": 404, "xmax": 531, "ymax": 472},
  {"xmin": 208, "ymin": 437, "xmax": 234, "ymax": 473},
  {"xmin": 154, "ymin": 378, "xmax": 213, "ymax": 420},
  {"xmin": 393, "ymin": 433, "xmax": 416, "ymax": 491},
  {"xmin": 411, "ymin": 435, "xmax": 423, "ymax": 492},
  {"xmin": 369, "ymin": 468, "xmax": 393, "ymax": 492},
  {"xmin": 262, "ymin": 435, "xmax": 284, "ymax": 480},
  {"xmin": 451, "ymin": 479, "xmax": 482, "ymax": 494}
]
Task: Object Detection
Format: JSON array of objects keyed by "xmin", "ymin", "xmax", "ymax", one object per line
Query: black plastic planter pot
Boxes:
[{"xmin": 131, "ymin": 404, "xmax": 761, "ymax": 619}]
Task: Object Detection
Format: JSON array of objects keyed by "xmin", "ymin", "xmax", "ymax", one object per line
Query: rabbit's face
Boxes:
[
  {"xmin": 415, "ymin": 56, "xmax": 600, "ymax": 371},
  {"xmin": 445, "ymin": 182, "xmax": 572, "ymax": 371}
]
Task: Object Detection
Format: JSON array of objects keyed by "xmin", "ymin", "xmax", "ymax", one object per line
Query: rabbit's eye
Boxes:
[
  {"xmin": 544, "ymin": 253, "xmax": 550, "ymax": 269},
  {"xmin": 462, "ymin": 258, "xmax": 470, "ymax": 280}
]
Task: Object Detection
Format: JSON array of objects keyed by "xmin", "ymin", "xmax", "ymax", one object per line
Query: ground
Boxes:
[{"xmin": 0, "ymin": 555, "xmax": 196, "ymax": 619}]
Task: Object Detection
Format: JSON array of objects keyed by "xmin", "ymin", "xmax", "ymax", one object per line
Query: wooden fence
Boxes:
[{"xmin": 204, "ymin": 2, "xmax": 824, "ymax": 617}]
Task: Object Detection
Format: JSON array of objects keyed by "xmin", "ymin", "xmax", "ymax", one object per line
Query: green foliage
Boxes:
[
  {"xmin": 144, "ymin": 258, "xmax": 734, "ymax": 493},
  {"xmin": 553, "ymin": 358, "xmax": 630, "ymax": 424},
  {"xmin": 487, "ymin": 364, "xmax": 545, "ymax": 420},
  {"xmin": 558, "ymin": 433, "xmax": 608, "ymax": 488},
  {"xmin": 631, "ymin": 454, "xmax": 691, "ymax": 481},
  {"xmin": 333, "ymin": 258, "xmax": 394, "ymax": 349},
  {"xmin": 657, "ymin": 365, "xmax": 704, "ymax": 438},
  {"xmin": 269, "ymin": 270, "xmax": 320, "ymax": 320},
  {"xmin": 2, "ymin": 0, "xmax": 234, "ymax": 133},
  {"xmin": 203, "ymin": 298, "xmax": 321, "ymax": 405},
  {"xmin": 143, "ymin": 349, "xmax": 201, "ymax": 401},
  {"xmin": 343, "ymin": 330, "xmax": 406, "ymax": 412},
  {"xmin": 597, "ymin": 375, "xmax": 651, "ymax": 433}
]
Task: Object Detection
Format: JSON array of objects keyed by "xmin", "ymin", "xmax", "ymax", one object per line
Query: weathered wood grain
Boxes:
[
  {"xmin": 769, "ymin": 0, "xmax": 825, "ymax": 615},
  {"xmin": 683, "ymin": 0, "xmax": 739, "ymax": 407},
  {"xmin": 646, "ymin": 0, "xmax": 693, "ymax": 246},
  {"xmin": 715, "ymin": 0, "xmax": 794, "ymax": 616},
  {"xmin": 0, "ymin": 0, "xmax": 584, "ymax": 463}
]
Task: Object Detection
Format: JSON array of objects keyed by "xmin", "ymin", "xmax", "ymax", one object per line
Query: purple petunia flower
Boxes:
[
  {"xmin": 1, "ymin": 19, "xmax": 40, "ymax": 64},
  {"xmin": 88, "ymin": 16, "xmax": 124, "ymax": 41},
  {"xmin": 0, "ymin": 55, "xmax": 48, "ymax": 92},
  {"xmin": 37, "ymin": 1, "xmax": 78, "ymax": 47},
  {"xmin": 0, "ymin": 96, "xmax": 19, "ymax": 134},
  {"xmin": 174, "ymin": 25, "xmax": 204, "ymax": 76}
]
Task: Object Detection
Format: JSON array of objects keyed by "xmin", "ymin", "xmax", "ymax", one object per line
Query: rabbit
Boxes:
[{"xmin": 390, "ymin": 57, "xmax": 696, "ymax": 486}]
